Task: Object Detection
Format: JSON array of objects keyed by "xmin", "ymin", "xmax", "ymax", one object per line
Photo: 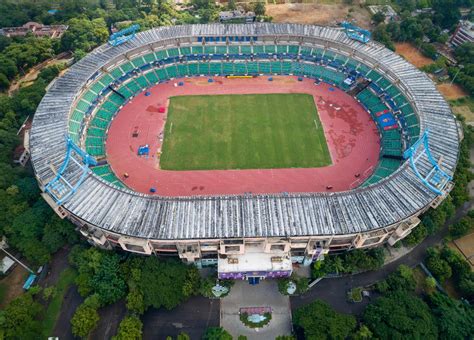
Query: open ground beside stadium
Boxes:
[
  {"xmin": 160, "ymin": 93, "xmax": 331, "ymax": 171},
  {"xmin": 105, "ymin": 76, "xmax": 380, "ymax": 196}
]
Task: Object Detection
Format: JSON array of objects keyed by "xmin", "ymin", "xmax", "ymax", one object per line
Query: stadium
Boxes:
[{"xmin": 30, "ymin": 24, "xmax": 459, "ymax": 280}]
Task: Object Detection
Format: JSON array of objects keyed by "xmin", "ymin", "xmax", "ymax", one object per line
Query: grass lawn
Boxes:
[
  {"xmin": 42, "ymin": 268, "xmax": 77, "ymax": 337},
  {"xmin": 160, "ymin": 93, "xmax": 331, "ymax": 170}
]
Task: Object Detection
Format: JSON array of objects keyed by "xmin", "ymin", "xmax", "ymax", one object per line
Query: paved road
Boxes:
[
  {"xmin": 142, "ymin": 296, "xmax": 220, "ymax": 340},
  {"xmin": 52, "ymin": 285, "xmax": 83, "ymax": 339},
  {"xmin": 291, "ymin": 199, "xmax": 474, "ymax": 315}
]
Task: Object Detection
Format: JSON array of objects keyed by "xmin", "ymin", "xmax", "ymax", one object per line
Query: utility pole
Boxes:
[{"xmin": 450, "ymin": 65, "xmax": 464, "ymax": 85}]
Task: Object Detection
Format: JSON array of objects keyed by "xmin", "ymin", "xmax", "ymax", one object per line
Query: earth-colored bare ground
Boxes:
[
  {"xmin": 395, "ymin": 43, "xmax": 433, "ymax": 68},
  {"xmin": 0, "ymin": 264, "xmax": 29, "ymax": 308},
  {"xmin": 437, "ymin": 83, "xmax": 469, "ymax": 100},
  {"xmin": 266, "ymin": 2, "xmax": 371, "ymax": 28}
]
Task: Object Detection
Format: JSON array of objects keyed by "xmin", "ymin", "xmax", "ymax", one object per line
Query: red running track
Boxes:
[{"xmin": 105, "ymin": 76, "xmax": 380, "ymax": 196}]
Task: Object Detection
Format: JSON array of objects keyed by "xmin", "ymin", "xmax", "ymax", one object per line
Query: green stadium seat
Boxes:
[
  {"xmin": 154, "ymin": 50, "xmax": 168, "ymax": 60},
  {"xmin": 188, "ymin": 63, "xmax": 199, "ymax": 75},
  {"xmin": 180, "ymin": 47, "xmax": 191, "ymax": 55},
  {"xmin": 145, "ymin": 71, "xmax": 159, "ymax": 84},
  {"xmin": 126, "ymin": 81, "xmax": 141, "ymax": 94},
  {"xmin": 96, "ymin": 109, "xmax": 114, "ymax": 121},
  {"xmin": 120, "ymin": 62, "xmax": 134, "ymax": 74},
  {"xmin": 253, "ymin": 45, "xmax": 265, "ymax": 54},
  {"xmin": 258, "ymin": 62, "xmax": 270, "ymax": 74},
  {"xmin": 76, "ymin": 100, "xmax": 90, "ymax": 113},
  {"xmin": 167, "ymin": 48, "xmax": 180, "ymax": 57},
  {"xmin": 135, "ymin": 75, "xmax": 149, "ymax": 88},
  {"xmin": 281, "ymin": 62, "xmax": 292, "ymax": 74},
  {"xmin": 177, "ymin": 64, "xmax": 189, "ymax": 77},
  {"xmin": 117, "ymin": 86, "xmax": 134, "ymax": 98},
  {"xmin": 216, "ymin": 45, "xmax": 227, "ymax": 54},
  {"xmin": 288, "ymin": 45, "xmax": 299, "ymax": 54},
  {"xmin": 110, "ymin": 68, "xmax": 124, "ymax": 80},
  {"xmin": 234, "ymin": 63, "xmax": 247, "ymax": 74},
  {"xmin": 143, "ymin": 52, "xmax": 156, "ymax": 64},
  {"xmin": 264, "ymin": 45, "xmax": 276, "ymax": 54},
  {"xmin": 91, "ymin": 117, "xmax": 109, "ymax": 129},
  {"xmin": 198, "ymin": 63, "xmax": 210, "ymax": 75},
  {"xmin": 270, "ymin": 61, "xmax": 282, "ymax": 74},
  {"xmin": 90, "ymin": 82, "xmax": 105, "ymax": 95},
  {"xmin": 240, "ymin": 45, "xmax": 252, "ymax": 54},
  {"xmin": 247, "ymin": 62, "xmax": 258, "ymax": 74},
  {"xmin": 204, "ymin": 46, "xmax": 215, "ymax": 54},
  {"xmin": 191, "ymin": 46, "xmax": 203, "ymax": 54},
  {"xmin": 300, "ymin": 47, "xmax": 312, "ymax": 55},
  {"xmin": 165, "ymin": 65, "xmax": 179, "ymax": 78},
  {"xmin": 228, "ymin": 45, "xmax": 240, "ymax": 54},
  {"xmin": 71, "ymin": 110, "xmax": 84, "ymax": 122},
  {"xmin": 155, "ymin": 68, "xmax": 168, "ymax": 80},
  {"xmin": 222, "ymin": 62, "xmax": 234, "ymax": 74},
  {"xmin": 98, "ymin": 74, "xmax": 114, "ymax": 87},
  {"xmin": 276, "ymin": 45, "xmax": 288, "ymax": 54},
  {"xmin": 131, "ymin": 56, "xmax": 146, "ymax": 68}
]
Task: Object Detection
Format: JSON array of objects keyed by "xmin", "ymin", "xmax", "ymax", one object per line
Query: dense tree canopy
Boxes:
[
  {"xmin": 123, "ymin": 256, "xmax": 201, "ymax": 312},
  {"xmin": 112, "ymin": 315, "xmax": 143, "ymax": 340},
  {"xmin": 363, "ymin": 290, "xmax": 438, "ymax": 339},
  {"xmin": 293, "ymin": 300, "xmax": 356, "ymax": 340},
  {"xmin": 61, "ymin": 17, "xmax": 108, "ymax": 54},
  {"xmin": 426, "ymin": 292, "xmax": 474, "ymax": 339},
  {"xmin": 69, "ymin": 246, "xmax": 127, "ymax": 306},
  {"xmin": 202, "ymin": 327, "xmax": 233, "ymax": 340},
  {"xmin": 0, "ymin": 291, "xmax": 43, "ymax": 339}
]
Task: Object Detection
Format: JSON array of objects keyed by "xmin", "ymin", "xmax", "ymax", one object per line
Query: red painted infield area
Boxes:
[{"xmin": 106, "ymin": 76, "xmax": 380, "ymax": 196}]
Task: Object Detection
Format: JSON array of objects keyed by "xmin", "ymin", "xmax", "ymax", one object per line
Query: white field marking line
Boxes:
[{"xmin": 313, "ymin": 119, "xmax": 319, "ymax": 130}]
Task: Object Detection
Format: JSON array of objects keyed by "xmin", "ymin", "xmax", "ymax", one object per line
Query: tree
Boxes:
[
  {"xmin": 293, "ymin": 300, "xmax": 356, "ymax": 340},
  {"xmin": 69, "ymin": 246, "xmax": 127, "ymax": 305},
  {"xmin": 425, "ymin": 248, "xmax": 452, "ymax": 283},
  {"xmin": 363, "ymin": 291, "xmax": 437, "ymax": 339},
  {"xmin": 61, "ymin": 17, "xmax": 109, "ymax": 53},
  {"xmin": 254, "ymin": 2, "xmax": 266, "ymax": 16},
  {"xmin": 372, "ymin": 12, "xmax": 385, "ymax": 25},
  {"xmin": 227, "ymin": 0, "xmax": 236, "ymax": 10},
  {"xmin": 378, "ymin": 265, "xmax": 416, "ymax": 293},
  {"xmin": 448, "ymin": 217, "xmax": 473, "ymax": 239},
  {"xmin": 123, "ymin": 257, "xmax": 200, "ymax": 311},
  {"xmin": 127, "ymin": 288, "xmax": 145, "ymax": 314},
  {"xmin": 0, "ymin": 292, "xmax": 43, "ymax": 339},
  {"xmin": 0, "ymin": 73, "xmax": 9, "ymax": 91},
  {"xmin": 177, "ymin": 332, "xmax": 191, "ymax": 340},
  {"xmin": 353, "ymin": 325, "xmax": 373, "ymax": 340},
  {"xmin": 112, "ymin": 315, "xmax": 143, "ymax": 340},
  {"xmin": 426, "ymin": 292, "xmax": 474, "ymax": 339},
  {"xmin": 454, "ymin": 42, "xmax": 474, "ymax": 65},
  {"xmin": 71, "ymin": 303, "xmax": 100, "ymax": 338},
  {"xmin": 202, "ymin": 327, "xmax": 232, "ymax": 340}
]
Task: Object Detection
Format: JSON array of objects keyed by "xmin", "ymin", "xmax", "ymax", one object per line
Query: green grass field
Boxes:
[{"xmin": 160, "ymin": 93, "xmax": 331, "ymax": 170}]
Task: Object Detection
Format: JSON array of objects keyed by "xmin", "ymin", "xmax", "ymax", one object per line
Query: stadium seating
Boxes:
[{"xmin": 71, "ymin": 42, "xmax": 422, "ymax": 187}]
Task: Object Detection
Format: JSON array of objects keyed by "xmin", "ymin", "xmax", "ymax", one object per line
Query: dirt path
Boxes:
[{"xmin": 7, "ymin": 52, "xmax": 72, "ymax": 96}]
